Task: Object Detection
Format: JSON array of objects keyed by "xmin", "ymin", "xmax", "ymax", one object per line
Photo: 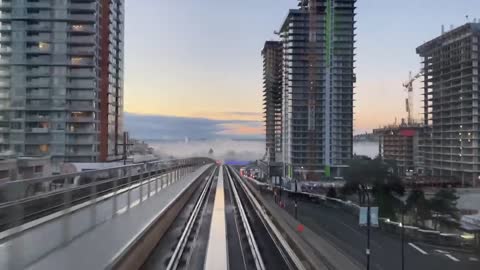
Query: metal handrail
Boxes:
[
  {"xmin": 0, "ymin": 157, "xmax": 212, "ymax": 203},
  {"xmin": 0, "ymin": 157, "xmax": 214, "ymax": 233}
]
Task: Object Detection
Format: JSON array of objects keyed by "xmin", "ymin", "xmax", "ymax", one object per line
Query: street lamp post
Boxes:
[
  {"xmin": 360, "ymin": 184, "xmax": 371, "ymax": 270},
  {"xmin": 366, "ymin": 187, "xmax": 371, "ymax": 270},
  {"xmin": 401, "ymin": 202, "xmax": 406, "ymax": 270},
  {"xmin": 294, "ymin": 175, "xmax": 298, "ymax": 219}
]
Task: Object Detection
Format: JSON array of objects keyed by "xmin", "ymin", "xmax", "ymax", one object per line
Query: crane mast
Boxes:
[{"xmin": 403, "ymin": 70, "xmax": 423, "ymax": 125}]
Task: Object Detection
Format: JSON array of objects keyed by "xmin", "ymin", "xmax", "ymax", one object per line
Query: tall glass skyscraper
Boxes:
[
  {"xmin": 279, "ymin": 0, "xmax": 355, "ymax": 180},
  {"xmin": 0, "ymin": 0, "xmax": 124, "ymax": 170}
]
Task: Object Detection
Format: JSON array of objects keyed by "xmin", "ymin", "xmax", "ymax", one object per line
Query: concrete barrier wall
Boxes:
[{"xmin": 112, "ymin": 166, "xmax": 212, "ymax": 270}]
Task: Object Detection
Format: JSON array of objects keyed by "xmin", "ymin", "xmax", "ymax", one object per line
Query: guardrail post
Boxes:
[
  {"xmin": 112, "ymin": 168, "xmax": 119, "ymax": 216},
  {"xmin": 147, "ymin": 167, "xmax": 151, "ymax": 199},
  {"xmin": 155, "ymin": 172, "xmax": 159, "ymax": 193},
  {"xmin": 140, "ymin": 165, "xmax": 144, "ymax": 202},
  {"xmin": 90, "ymin": 175, "xmax": 97, "ymax": 227},
  {"xmin": 63, "ymin": 178, "xmax": 72, "ymax": 243},
  {"xmin": 127, "ymin": 174, "xmax": 132, "ymax": 210}
]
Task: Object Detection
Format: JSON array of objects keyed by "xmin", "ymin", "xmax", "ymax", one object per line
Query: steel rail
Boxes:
[
  {"xmin": 227, "ymin": 166, "xmax": 307, "ymax": 270},
  {"xmin": 166, "ymin": 166, "xmax": 217, "ymax": 270},
  {"xmin": 225, "ymin": 166, "xmax": 266, "ymax": 270}
]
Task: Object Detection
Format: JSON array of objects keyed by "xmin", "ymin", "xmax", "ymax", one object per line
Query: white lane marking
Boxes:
[
  {"xmin": 435, "ymin": 249, "xmax": 449, "ymax": 254},
  {"xmin": 408, "ymin": 243, "xmax": 428, "ymax": 255},
  {"xmin": 469, "ymin": 257, "xmax": 478, "ymax": 262},
  {"xmin": 445, "ymin": 254, "xmax": 460, "ymax": 262}
]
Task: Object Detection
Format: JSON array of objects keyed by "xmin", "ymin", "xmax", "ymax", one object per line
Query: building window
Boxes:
[{"xmin": 34, "ymin": 165, "xmax": 43, "ymax": 173}]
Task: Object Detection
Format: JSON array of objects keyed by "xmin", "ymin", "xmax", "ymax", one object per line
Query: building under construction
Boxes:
[
  {"xmin": 279, "ymin": 0, "xmax": 356, "ymax": 180},
  {"xmin": 373, "ymin": 121, "xmax": 424, "ymax": 177},
  {"xmin": 417, "ymin": 23, "xmax": 480, "ymax": 187},
  {"xmin": 262, "ymin": 41, "xmax": 283, "ymax": 163}
]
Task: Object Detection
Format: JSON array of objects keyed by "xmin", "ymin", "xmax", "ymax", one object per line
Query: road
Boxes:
[{"xmin": 274, "ymin": 193, "xmax": 480, "ymax": 270}]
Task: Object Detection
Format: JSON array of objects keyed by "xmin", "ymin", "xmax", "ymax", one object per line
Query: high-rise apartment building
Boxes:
[
  {"xmin": 262, "ymin": 41, "xmax": 283, "ymax": 163},
  {"xmin": 0, "ymin": 0, "xmax": 124, "ymax": 169},
  {"xmin": 279, "ymin": 0, "xmax": 355, "ymax": 180},
  {"xmin": 417, "ymin": 23, "xmax": 480, "ymax": 187}
]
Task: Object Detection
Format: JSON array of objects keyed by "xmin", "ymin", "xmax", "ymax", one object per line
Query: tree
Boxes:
[
  {"xmin": 326, "ymin": 186, "xmax": 337, "ymax": 198},
  {"xmin": 429, "ymin": 189, "xmax": 459, "ymax": 229},
  {"xmin": 406, "ymin": 187, "xmax": 431, "ymax": 226},
  {"xmin": 342, "ymin": 157, "xmax": 405, "ymax": 220},
  {"xmin": 208, "ymin": 148, "xmax": 214, "ymax": 156}
]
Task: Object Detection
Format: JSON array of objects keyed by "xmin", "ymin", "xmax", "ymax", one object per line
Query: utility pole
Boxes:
[
  {"xmin": 116, "ymin": 131, "xmax": 132, "ymax": 165},
  {"xmin": 123, "ymin": 131, "xmax": 128, "ymax": 165}
]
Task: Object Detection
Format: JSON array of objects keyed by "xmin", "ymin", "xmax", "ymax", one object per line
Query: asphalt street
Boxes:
[{"xmin": 273, "ymin": 193, "xmax": 480, "ymax": 270}]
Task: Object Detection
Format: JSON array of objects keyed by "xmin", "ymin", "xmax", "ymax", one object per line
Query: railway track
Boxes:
[
  {"xmin": 144, "ymin": 164, "xmax": 304, "ymax": 270},
  {"xmin": 165, "ymin": 166, "xmax": 218, "ymax": 270}
]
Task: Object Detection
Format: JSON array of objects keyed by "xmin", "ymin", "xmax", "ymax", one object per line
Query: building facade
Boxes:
[
  {"xmin": 0, "ymin": 0, "xmax": 124, "ymax": 170},
  {"xmin": 0, "ymin": 156, "xmax": 52, "ymax": 183},
  {"xmin": 262, "ymin": 41, "xmax": 283, "ymax": 163},
  {"xmin": 417, "ymin": 23, "xmax": 480, "ymax": 187},
  {"xmin": 279, "ymin": 0, "xmax": 355, "ymax": 180},
  {"xmin": 374, "ymin": 122, "xmax": 423, "ymax": 177}
]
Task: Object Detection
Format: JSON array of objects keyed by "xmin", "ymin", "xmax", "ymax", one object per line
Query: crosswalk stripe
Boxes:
[{"xmin": 408, "ymin": 243, "xmax": 428, "ymax": 255}]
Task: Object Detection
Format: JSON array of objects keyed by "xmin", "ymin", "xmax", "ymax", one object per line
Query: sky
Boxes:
[{"xmin": 123, "ymin": 0, "xmax": 480, "ymax": 139}]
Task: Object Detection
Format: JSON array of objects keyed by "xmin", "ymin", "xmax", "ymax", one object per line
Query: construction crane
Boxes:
[{"xmin": 402, "ymin": 70, "xmax": 423, "ymax": 125}]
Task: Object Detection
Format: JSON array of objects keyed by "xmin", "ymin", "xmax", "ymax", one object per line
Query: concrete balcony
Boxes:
[
  {"xmin": 28, "ymin": 12, "xmax": 53, "ymax": 20},
  {"xmin": 68, "ymin": 36, "xmax": 95, "ymax": 44},
  {"xmin": 27, "ymin": 24, "xmax": 51, "ymax": 31},
  {"xmin": 0, "ymin": 58, "xmax": 10, "ymax": 64},
  {"xmin": 22, "ymin": 2, "xmax": 52, "ymax": 8},
  {"xmin": 69, "ymin": 57, "xmax": 94, "ymax": 66},
  {"xmin": 27, "ymin": 127, "xmax": 50, "ymax": 133},
  {"xmin": 27, "ymin": 79, "xmax": 51, "ymax": 88},
  {"xmin": 66, "ymin": 116, "xmax": 96, "ymax": 123},
  {"xmin": 70, "ymin": 24, "xmax": 95, "ymax": 33},
  {"xmin": 66, "ymin": 127, "xmax": 97, "ymax": 134},
  {"xmin": 26, "ymin": 47, "xmax": 52, "ymax": 54},
  {"xmin": 0, "ymin": 47, "xmax": 11, "ymax": 53},
  {"xmin": 26, "ymin": 115, "xmax": 50, "ymax": 122},
  {"xmin": 25, "ymin": 138, "xmax": 51, "ymax": 145},
  {"xmin": 66, "ymin": 138, "xmax": 96, "ymax": 145},
  {"xmin": 67, "ymin": 102, "xmax": 96, "ymax": 110},
  {"xmin": 69, "ymin": 14, "xmax": 96, "ymax": 22},
  {"xmin": 67, "ymin": 81, "xmax": 95, "ymax": 89},
  {"xmin": 69, "ymin": 3, "xmax": 96, "ymax": 11},
  {"xmin": 28, "ymin": 68, "xmax": 51, "ymax": 76},
  {"xmin": 68, "ymin": 69, "xmax": 95, "ymax": 77},
  {"xmin": 68, "ymin": 47, "xmax": 95, "ymax": 55},
  {"xmin": 26, "ymin": 93, "xmax": 50, "ymax": 99}
]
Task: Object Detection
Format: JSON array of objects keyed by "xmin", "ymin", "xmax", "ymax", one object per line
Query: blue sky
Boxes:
[{"xmin": 124, "ymin": 0, "xmax": 480, "ymax": 139}]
